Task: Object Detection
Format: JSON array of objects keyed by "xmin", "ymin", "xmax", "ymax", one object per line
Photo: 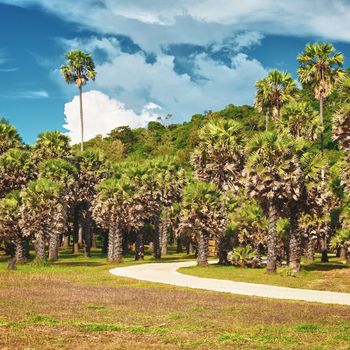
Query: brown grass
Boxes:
[{"xmin": 0, "ymin": 250, "xmax": 350, "ymax": 349}]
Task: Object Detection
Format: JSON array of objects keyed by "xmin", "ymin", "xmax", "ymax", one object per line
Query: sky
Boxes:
[{"xmin": 1, "ymin": 1, "xmax": 350, "ymax": 144}]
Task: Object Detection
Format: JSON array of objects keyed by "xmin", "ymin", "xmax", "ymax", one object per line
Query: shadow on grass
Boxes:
[
  {"xmin": 303, "ymin": 262, "xmax": 349, "ymax": 272},
  {"xmin": 53, "ymin": 261, "xmax": 105, "ymax": 267}
]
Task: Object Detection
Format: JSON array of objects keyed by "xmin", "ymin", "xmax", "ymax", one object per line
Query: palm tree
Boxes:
[
  {"xmin": 93, "ymin": 177, "xmax": 145, "ymax": 263},
  {"xmin": 0, "ymin": 190, "xmax": 27, "ymax": 263},
  {"xmin": 178, "ymin": 180, "xmax": 226, "ymax": 267},
  {"xmin": 244, "ymin": 131, "xmax": 302, "ymax": 272},
  {"xmin": 20, "ymin": 178, "xmax": 66, "ymax": 264},
  {"xmin": 74, "ymin": 150, "xmax": 108, "ymax": 255},
  {"xmin": 0, "ymin": 121, "xmax": 22, "ymax": 156},
  {"xmin": 0, "ymin": 148, "xmax": 32, "ymax": 197},
  {"xmin": 279, "ymin": 101, "xmax": 321, "ymax": 142},
  {"xmin": 39, "ymin": 159, "xmax": 77, "ymax": 255},
  {"xmin": 61, "ymin": 50, "xmax": 96, "ymax": 151},
  {"xmin": 33, "ymin": 131, "xmax": 71, "ymax": 163},
  {"xmin": 298, "ymin": 42, "xmax": 344, "ymax": 157},
  {"xmin": 191, "ymin": 119, "xmax": 245, "ymax": 192},
  {"xmin": 255, "ymin": 69, "xmax": 297, "ymax": 130}
]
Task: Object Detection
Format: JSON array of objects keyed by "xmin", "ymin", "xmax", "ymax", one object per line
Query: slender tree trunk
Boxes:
[
  {"xmin": 72, "ymin": 206, "xmax": 80, "ymax": 254},
  {"xmin": 83, "ymin": 211, "xmax": 92, "ymax": 257},
  {"xmin": 161, "ymin": 207, "xmax": 169, "ymax": 256},
  {"xmin": 34, "ymin": 232, "xmax": 46, "ymax": 265},
  {"xmin": 176, "ymin": 238, "xmax": 183, "ymax": 253},
  {"xmin": 122, "ymin": 232, "xmax": 130, "ymax": 255},
  {"xmin": 108, "ymin": 222, "xmax": 116, "ymax": 262},
  {"xmin": 48, "ymin": 234, "xmax": 59, "ymax": 261},
  {"xmin": 62, "ymin": 232, "xmax": 69, "ymax": 248},
  {"xmin": 92, "ymin": 232, "xmax": 97, "ymax": 249},
  {"xmin": 14, "ymin": 236, "xmax": 27, "ymax": 264},
  {"xmin": 217, "ymin": 236, "xmax": 227, "ymax": 265},
  {"xmin": 321, "ymin": 233, "xmax": 329, "ymax": 262},
  {"xmin": 153, "ymin": 220, "xmax": 161, "ymax": 259},
  {"xmin": 340, "ymin": 245, "xmax": 348, "ymax": 261},
  {"xmin": 197, "ymin": 231, "xmax": 209, "ymax": 267},
  {"xmin": 79, "ymin": 85, "xmax": 84, "ymax": 152},
  {"xmin": 267, "ymin": 200, "xmax": 278, "ymax": 273},
  {"xmin": 320, "ymin": 96, "xmax": 325, "ymax": 180},
  {"xmin": 305, "ymin": 237, "xmax": 315, "ymax": 261},
  {"xmin": 289, "ymin": 206, "xmax": 301, "ymax": 273},
  {"xmin": 113, "ymin": 227, "xmax": 123, "ymax": 263},
  {"xmin": 135, "ymin": 231, "xmax": 144, "ymax": 261}
]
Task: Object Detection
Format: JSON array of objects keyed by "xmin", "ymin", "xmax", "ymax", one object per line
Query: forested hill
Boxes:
[{"xmin": 79, "ymin": 88, "xmax": 341, "ymax": 166}]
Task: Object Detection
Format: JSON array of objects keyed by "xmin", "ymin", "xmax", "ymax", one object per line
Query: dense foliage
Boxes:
[{"xmin": 1, "ymin": 42, "xmax": 350, "ymax": 270}]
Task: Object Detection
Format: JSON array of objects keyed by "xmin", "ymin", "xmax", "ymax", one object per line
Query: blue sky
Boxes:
[{"xmin": 1, "ymin": 0, "xmax": 350, "ymax": 144}]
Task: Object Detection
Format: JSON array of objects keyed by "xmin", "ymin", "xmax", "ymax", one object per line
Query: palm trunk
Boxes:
[
  {"xmin": 217, "ymin": 237, "xmax": 227, "ymax": 265},
  {"xmin": 153, "ymin": 220, "xmax": 161, "ymax": 259},
  {"xmin": 48, "ymin": 234, "xmax": 59, "ymax": 261},
  {"xmin": 305, "ymin": 237, "xmax": 315, "ymax": 261},
  {"xmin": 92, "ymin": 233, "xmax": 97, "ymax": 249},
  {"xmin": 197, "ymin": 231, "xmax": 209, "ymax": 267},
  {"xmin": 340, "ymin": 245, "xmax": 348, "ymax": 261},
  {"xmin": 160, "ymin": 207, "xmax": 169, "ymax": 256},
  {"xmin": 79, "ymin": 85, "xmax": 84, "ymax": 152},
  {"xmin": 267, "ymin": 200, "xmax": 278, "ymax": 273},
  {"xmin": 176, "ymin": 238, "xmax": 183, "ymax": 253},
  {"xmin": 61, "ymin": 232, "xmax": 70, "ymax": 248},
  {"xmin": 34, "ymin": 232, "xmax": 46, "ymax": 265},
  {"xmin": 135, "ymin": 231, "xmax": 144, "ymax": 261},
  {"xmin": 83, "ymin": 211, "xmax": 92, "ymax": 257},
  {"xmin": 14, "ymin": 236, "xmax": 27, "ymax": 264},
  {"xmin": 72, "ymin": 205, "xmax": 80, "ymax": 254},
  {"xmin": 113, "ymin": 227, "xmax": 123, "ymax": 263},
  {"xmin": 289, "ymin": 206, "xmax": 301, "ymax": 273},
  {"xmin": 320, "ymin": 96, "xmax": 325, "ymax": 180},
  {"xmin": 321, "ymin": 233, "xmax": 328, "ymax": 262},
  {"xmin": 108, "ymin": 222, "xmax": 116, "ymax": 262}
]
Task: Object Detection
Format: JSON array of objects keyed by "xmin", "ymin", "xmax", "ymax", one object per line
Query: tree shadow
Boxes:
[
  {"xmin": 53, "ymin": 261, "xmax": 105, "ymax": 267},
  {"xmin": 303, "ymin": 262, "xmax": 349, "ymax": 272}
]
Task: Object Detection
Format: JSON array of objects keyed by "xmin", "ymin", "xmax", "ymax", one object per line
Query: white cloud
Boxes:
[{"xmin": 63, "ymin": 90, "xmax": 160, "ymax": 143}]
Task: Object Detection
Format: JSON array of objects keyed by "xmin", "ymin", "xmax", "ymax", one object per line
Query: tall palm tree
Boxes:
[
  {"xmin": 255, "ymin": 69, "xmax": 297, "ymax": 130},
  {"xmin": 191, "ymin": 119, "xmax": 245, "ymax": 192},
  {"xmin": 20, "ymin": 178, "xmax": 66, "ymax": 264},
  {"xmin": 178, "ymin": 180, "xmax": 226, "ymax": 267},
  {"xmin": 298, "ymin": 42, "xmax": 344, "ymax": 157},
  {"xmin": 61, "ymin": 50, "xmax": 96, "ymax": 151},
  {"xmin": 244, "ymin": 131, "xmax": 302, "ymax": 273},
  {"xmin": 0, "ymin": 190, "xmax": 27, "ymax": 263},
  {"xmin": 0, "ymin": 121, "xmax": 22, "ymax": 156},
  {"xmin": 93, "ymin": 177, "xmax": 145, "ymax": 263},
  {"xmin": 0, "ymin": 148, "xmax": 32, "ymax": 197}
]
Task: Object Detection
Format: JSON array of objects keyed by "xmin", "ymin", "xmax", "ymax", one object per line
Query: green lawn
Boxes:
[
  {"xmin": 1, "ymin": 249, "xmax": 350, "ymax": 350},
  {"xmin": 179, "ymin": 257, "xmax": 350, "ymax": 293}
]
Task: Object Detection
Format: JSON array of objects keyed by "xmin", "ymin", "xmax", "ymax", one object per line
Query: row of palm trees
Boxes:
[{"xmin": 1, "ymin": 42, "xmax": 350, "ymax": 272}]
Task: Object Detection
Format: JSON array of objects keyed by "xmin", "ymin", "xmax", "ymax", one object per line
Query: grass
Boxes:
[
  {"xmin": 0, "ymin": 248, "xmax": 350, "ymax": 349},
  {"xmin": 179, "ymin": 256, "xmax": 350, "ymax": 293}
]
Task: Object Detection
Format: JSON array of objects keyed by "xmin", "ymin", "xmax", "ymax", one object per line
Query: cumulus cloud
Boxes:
[{"xmin": 63, "ymin": 90, "xmax": 160, "ymax": 143}]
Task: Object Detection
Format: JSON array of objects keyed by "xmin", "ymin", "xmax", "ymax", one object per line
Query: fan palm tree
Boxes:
[
  {"xmin": 298, "ymin": 42, "xmax": 344, "ymax": 156},
  {"xmin": 39, "ymin": 159, "xmax": 77, "ymax": 255},
  {"xmin": 255, "ymin": 70, "xmax": 297, "ymax": 130},
  {"xmin": 61, "ymin": 50, "xmax": 96, "ymax": 151},
  {"xmin": 191, "ymin": 119, "xmax": 245, "ymax": 192},
  {"xmin": 244, "ymin": 131, "xmax": 302, "ymax": 272},
  {"xmin": 33, "ymin": 131, "xmax": 71, "ymax": 163},
  {"xmin": 178, "ymin": 180, "xmax": 226, "ymax": 267},
  {"xmin": 0, "ymin": 121, "xmax": 22, "ymax": 156},
  {"xmin": 74, "ymin": 150, "xmax": 108, "ymax": 255},
  {"xmin": 279, "ymin": 101, "xmax": 321, "ymax": 142},
  {"xmin": 0, "ymin": 190, "xmax": 27, "ymax": 263},
  {"xmin": 20, "ymin": 178, "xmax": 66, "ymax": 264},
  {"xmin": 0, "ymin": 148, "xmax": 32, "ymax": 197},
  {"xmin": 93, "ymin": 177, "xmax": 144, "ymax": 263}
]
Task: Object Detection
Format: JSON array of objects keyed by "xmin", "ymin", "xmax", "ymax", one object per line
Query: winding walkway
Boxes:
[{"xmin": 109, "ymin": 261, "xmax": 350, "ymax": 306}]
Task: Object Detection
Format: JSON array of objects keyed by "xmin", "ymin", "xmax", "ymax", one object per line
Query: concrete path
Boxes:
[{"xmin": 109, "ymin": 261, "xmax": 350, "ymax": 306}]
